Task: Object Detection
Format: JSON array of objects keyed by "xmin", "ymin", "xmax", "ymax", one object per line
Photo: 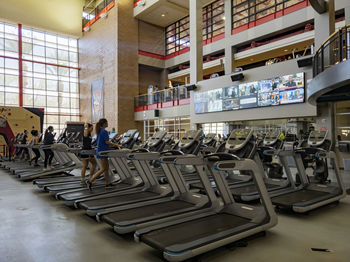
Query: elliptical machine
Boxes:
[
  {"xmin": 298, "ymin": 130, "xmax": 332, "ymax": 184},
  {"xmin": 257, "ymin": 131, "xmax": 284, "ymax": 179}
]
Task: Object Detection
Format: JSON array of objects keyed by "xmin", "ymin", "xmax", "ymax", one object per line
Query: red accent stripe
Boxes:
[
  {"xmin": 18, "ymin": 24, "xmax": 23, "ymax": 107},
  {"xmin": 82, "ymin": 1, "xmax": 115, "ymax": 32}
]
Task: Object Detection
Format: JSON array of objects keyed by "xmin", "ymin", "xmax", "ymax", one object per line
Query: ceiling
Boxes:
[
  {"xmin": 0, "ymin": 0, "xmax": 84, "ymax": 37},
  {"xmin": 135, "ymin": 0, "xmax": 216, "ymax": 28}
]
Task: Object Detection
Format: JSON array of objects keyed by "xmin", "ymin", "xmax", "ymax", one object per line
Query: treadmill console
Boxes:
[
  {"xmin": 178, "ymin": 130, "xmax": 201, "ymax": 149},
  {"xmin": 225, "ymin": 129, "xmax": 253, "ymax": 151},
  {"xmin": 119, "ymin": 129, "xmax": 137, "ymax": 145},
  {"xmin": 203, "ymin": 133, "xmax": 216, "ymax": 145},
  {"xmin": 263, "ymin": 131, "xmax": 280, "ymax": 146},
  {"xmin": 148, "ymin": 131, "xmax": 167, "ymax": 148},
  {"xmin": 308, "ymin": 130, "xmax": 327, "ymax": 147},
  {"xmin": 163, "ymin": 133, "xmax": 174, "ymax": 143}
]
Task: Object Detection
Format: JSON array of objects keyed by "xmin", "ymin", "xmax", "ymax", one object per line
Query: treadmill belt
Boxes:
[
  {"xmin": 142, "ymin": 213, "xmax": 251, "ymax": 251},
  {"xmin": 272, "ymin": 189, "xmax": 330, "ymax": 207},
  {"xmin": 80, "ymin": 191, "xmax": 158, "ymax": 209},
  {"xmin": 60, "ymin": 183, "xmax": 131, "ymax": 200},
  {"xmin": 103, "ymin": 200, "xmax": 194, "ymax": 225},
  {"xmin": 231, "ymin": 183, "xmax": 280, "ymax": 195}
]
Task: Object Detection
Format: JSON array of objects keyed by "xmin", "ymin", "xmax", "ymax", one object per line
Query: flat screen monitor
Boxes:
[{"xmin": 194, "ymin": 72, "xmax": 305, "ymax": 114}]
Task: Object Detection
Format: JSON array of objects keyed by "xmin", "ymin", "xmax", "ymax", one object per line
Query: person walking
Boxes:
[
  {"xmin": 29, "ymin": 130, "xmax": 41, "ymax": 167},
  {"xmin": 43, "ymin": 126, "xmax": 55, "ymax": 171},
  {"xmin": 86, "ymin": 118, "xmax": 119, "ymax": 190},
  {"xmin": 80, "ymin": 123, "xmax": 97, "ymax": 185}
]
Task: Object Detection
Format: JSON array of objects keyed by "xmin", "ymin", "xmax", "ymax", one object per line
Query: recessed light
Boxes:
[
  {"xmin": 161, "ymin": 14, "xmax": 165, "ymax": 17},
  {"xmin": 250, "ymin": 58, "xmax": 254, "ymax": 61},
  {"xmin": 284, "ymin": 49, "xmax": 288, "ymax": 52},
  {"xmin": 222, "ymin": 16, "xmax": 226, "ymax": 20}
]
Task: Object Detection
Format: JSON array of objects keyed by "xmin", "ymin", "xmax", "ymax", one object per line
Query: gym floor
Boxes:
[{"xmin": 1, "ymin": 169, "xmax": 350, "ymax": 262}]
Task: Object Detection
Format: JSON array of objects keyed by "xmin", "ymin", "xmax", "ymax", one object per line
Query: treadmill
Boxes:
[
  {"xmin": 16, "ymin": 143, "xmax": 82, "ymax": 181},
  {"xmin": 55, "ymin": 129, "xmax": 146, "ymax": 205},
  {"xmin": 135, "ymin": 152, "xmax": 277, "ymax": 262},
  {"xmin": 97, "ymin": 130, "xmax": 212, "ymax": 234},
  {"xmin": 190, "ymin": 129, "xmax": 257, "ymax": 191},
  {"xmin": 271, "ymin": 130, "xmax": 346, "ymax": 213},
  {"xmin": 75, "ymin": 131, "xmax": 175, "ymax": 216},
  {"xmin": 227, "ymin": 129, "xmax": 290, "ymax": 201},
  {"xmin": 42, "ymin": 133, "xmax": 121, "ymax": 193}
]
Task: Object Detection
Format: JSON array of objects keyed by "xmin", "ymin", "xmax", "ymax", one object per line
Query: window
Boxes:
[
  {"xmin": 0, "ymin": 21, "xmax": 80, "ymax": 136},
  {"xmin": 165, "ymin": 0, "xmax": 225, "ymax": 55},
  {"xmin": 232, "ymin": 0, "xmax": 306, "ymax": 29}
]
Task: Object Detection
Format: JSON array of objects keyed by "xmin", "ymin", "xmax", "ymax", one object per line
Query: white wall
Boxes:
[{"xmin": 190, "ymin": 57, "xmax": 317, "ymax": 124}]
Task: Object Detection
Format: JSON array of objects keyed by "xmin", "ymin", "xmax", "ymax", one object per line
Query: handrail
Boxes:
[
  {"xmin": 314, "ymin": 24, "xmax": 349, "ymax": 55},
  {"xmin": 313, "ymin": 24, "xmax": 350, "ymax": 77}
]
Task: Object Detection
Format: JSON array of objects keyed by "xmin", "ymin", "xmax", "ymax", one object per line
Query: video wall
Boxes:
[{"xmin": 194, "ymin": 72, "xmax": 305, "ymax": 114}]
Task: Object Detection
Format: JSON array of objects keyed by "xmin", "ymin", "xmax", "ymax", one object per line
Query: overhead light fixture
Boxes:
[
  {"xmin": 161, "ymin": 14, "xmax": 165, "ymax": 17},
  {"xmin": 284, "ymin": 49, "xmax": 288, "ymax": 52},
  {"xmin": 83, "ymin": 26, "xmax": 90, "ymax": 32},
  {"xmin": 222, "ymin": 16, "xmax": 226, "ymax": 20},
  {"xmin": 250, "ymin": 58, "xmax": 254, "ymax": 61}
]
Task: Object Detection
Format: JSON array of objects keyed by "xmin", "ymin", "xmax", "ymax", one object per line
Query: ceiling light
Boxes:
[
  {"xmin": 222, "ymin": 16, "xmax": 226, "ymax": 20},
  {"xmin": 250, "ymin": 58, "xmax": 254, "ymax": 61},
  {"xmin": 161, "ymin": 14, "xmax": 165, "ymax": 17},
  {"xmin": 284, "ymin": 49, "xmax": 288, "ymax": 52}
]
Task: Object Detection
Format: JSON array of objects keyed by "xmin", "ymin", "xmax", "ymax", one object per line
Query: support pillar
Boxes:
[
  {"xmin": 189, "ymin": 0, "xmax": 203, "ymax": 84},
  {"xmin": 224, "ymin": 0, "xmax": 233, "ymax": 75}
]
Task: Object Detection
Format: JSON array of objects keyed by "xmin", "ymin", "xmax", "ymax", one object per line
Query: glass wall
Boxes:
[
  {"xmin": 232, "ymin": 0, "xmax": 305, "ymax": 29},
  {"xmin": 166, "ymin": 0, "xmax": 224, "ymax": 55},
  {"xmin": 143, "ymin": 117, "xmax": 191, "ymax": 141},
  {"xmin": 203, "ymin": 122, "xmax": 226, "ymax": 136},
  {"xmin": 0, "ymin": 21, "xmax": 79, "ymax": 136}
]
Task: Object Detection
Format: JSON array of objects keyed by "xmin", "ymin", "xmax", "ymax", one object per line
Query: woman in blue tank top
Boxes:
[{"xmin": 86, "ymin": 118, "xmax": 119, "ymax": 190}]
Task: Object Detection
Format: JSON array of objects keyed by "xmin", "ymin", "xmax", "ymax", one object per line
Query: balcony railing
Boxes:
[
  {"xmin": 134, "ymin": 86, "xmax": 190, "ymax": 112},
  {"xmin": 82, "ymin": 0, "xmax": 115, "ymax": 30},
  {"xmin": 313, "ymin": 24, "xmax": 350, "ymax": 77}
]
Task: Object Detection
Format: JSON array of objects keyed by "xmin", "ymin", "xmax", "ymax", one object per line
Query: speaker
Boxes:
[
  {"xmin": 230, "ymin": 73, "xmax": 244, "ymax": 82},
  {"xmin": 297, "ymin": 57, "xmax": 313, "ymax": 68},
  {"xmin": 154, "ymin": 109, "xmax": 160, "ymax": 117},
  {"xmin": 186, "ymin": 84, "xmax": 197, "ymax": 91}
]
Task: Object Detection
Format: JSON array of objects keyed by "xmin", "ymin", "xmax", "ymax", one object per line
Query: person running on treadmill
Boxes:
[
  {"xmin": 17, "ymin": 130, "xmax": 29, "ymax": 160},
  {"xmin": 43, "ymin": 126, "xmax": 55, "ymax": 171},
  {"xmin": 29, "ymin": 130, "xmax": 41, "ymax": 167},
  {"xmin": 86, "ymin": 118, "xmax": 119, "ymax": 190},
  {"xmin": 80, "ymin": 123, "xmax": 97, "ymax": 185}
]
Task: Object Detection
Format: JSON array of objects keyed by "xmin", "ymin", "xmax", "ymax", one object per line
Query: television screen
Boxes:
[
  {"xmin": 194, "ymin": 91, "xmax": 208, "ymax": 114},
  {"xmin": 279, "ymin": 88, "xmax": 304, "ymax": 104},
  {"xmin": 207, "ymin": 88, "xmax": 223, "ymax": 112},
  {"xmin": 193, "ymin": 72, "xmax": 304, "ymax": 114},
  {"xmin": 223, "ymin": 86, "xmax": 239, "ymax": 111}
]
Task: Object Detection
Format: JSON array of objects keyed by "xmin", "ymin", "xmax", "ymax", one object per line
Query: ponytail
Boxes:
[
  {"xmin": 45, "ymin": 126, "xmax": 53, "ymax": 136},
  {"xmin": 95, "ymin": 118, "xmax": 107, "ymax": 134}
]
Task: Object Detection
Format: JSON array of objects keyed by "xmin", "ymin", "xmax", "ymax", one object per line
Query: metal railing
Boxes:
[
  {"xmin": 82, "ymin": 0, "xmax": 114, "ymax": 28},
  {"xmin": 134, "ymin": 86, "xmax": 190, "ymax": 107},
  {"xmin": 313, "ymin": 24, "xmax": 350, "ymax": 77}
]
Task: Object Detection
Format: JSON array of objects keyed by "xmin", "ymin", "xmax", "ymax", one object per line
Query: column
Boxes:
[
  {"xmin": 314, "ymin": 0, "xmax": 335, "ymax": 49},
  {"xmin": 117, "ymin": 0, "xmax": 139, "ymax": 133},
  {"xmin": 345, "ymin": 5, "xmax": 350, "ymax": 25},
  {"xmin": 224, "ymin": 0, "xmax": 233, "ymax": 75},
  {"xmin": 189, "ymin": 0, "xmax": 203, "ymax": 84}
]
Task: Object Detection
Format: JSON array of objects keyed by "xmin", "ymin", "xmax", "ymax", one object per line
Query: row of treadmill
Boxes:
[{"xmin": 1, "ymin": 127, "xmax": 346, "ymax": 262}]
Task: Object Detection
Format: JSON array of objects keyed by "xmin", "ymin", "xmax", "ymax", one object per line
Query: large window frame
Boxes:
[
  {"xmin": 232, "ymin": 0, "xmax": 306, "ymax": 29},
  {"xmin": 165, "ymin": 0, "xmax": 225, "ymax": 55},
  {"xmin": 0, "ymin": 21, "xmax": 80, "ymax": 135}
]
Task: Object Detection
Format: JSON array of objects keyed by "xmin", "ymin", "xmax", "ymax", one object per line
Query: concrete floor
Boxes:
[{"xmin": 1, "ymin": 169, "xmax": 350, "ymax": 262}]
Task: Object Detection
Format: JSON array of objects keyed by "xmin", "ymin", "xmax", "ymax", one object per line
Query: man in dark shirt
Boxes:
[{"xmin": 285, "ymin": 76, "xmax": 297, "ymax": 87}]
